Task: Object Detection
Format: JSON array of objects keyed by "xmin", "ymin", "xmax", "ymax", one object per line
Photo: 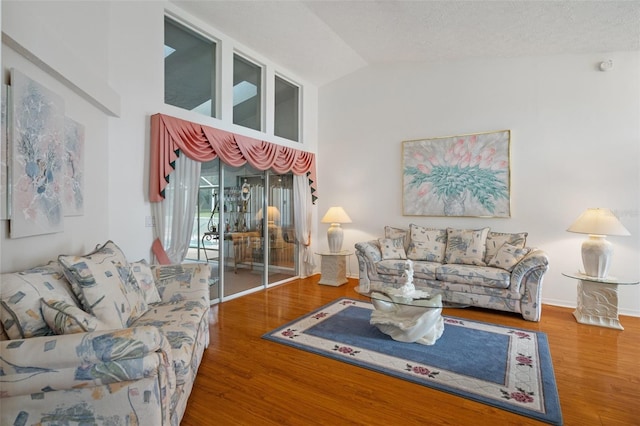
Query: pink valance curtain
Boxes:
[{"xmin": 149, "ymin": 113, "xmax": 318, "ymax": 203}]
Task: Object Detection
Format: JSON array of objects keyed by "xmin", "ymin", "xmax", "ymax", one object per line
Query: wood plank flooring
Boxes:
[{"xmin": 181, "ymin": 276, "xmax": 640, "ymax": 425}]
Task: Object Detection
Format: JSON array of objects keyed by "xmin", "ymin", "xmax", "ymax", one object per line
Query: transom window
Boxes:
[
  {"xmin": 164, "ymin": 17, "xmax": 217, "ymax": 117},
  {"xmin": 274, "ymin": 75, "xmax": 300, "ymax": 142},
  {"xmin": 164, "ymin": 15, "xmax": 302, "ymax": 143},
  {"xmin": 233, "ymin": 54, "xmax": 262, "ymax": 131}
]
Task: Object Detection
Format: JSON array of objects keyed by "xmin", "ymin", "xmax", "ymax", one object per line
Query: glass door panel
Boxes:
[
  {"xmin": 221, "ymin": 163, "xmax": 263, "ymax": 297},
  {"xmin": 266, "ymin": 172, "xmax": 297, "ymax": 285},
  {"xmin": 187, "ymin": 159, "xmax": 220, "ymax": 303}
]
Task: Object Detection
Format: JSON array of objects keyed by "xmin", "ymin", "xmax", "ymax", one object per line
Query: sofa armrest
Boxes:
[
  {"xmin": 510, "ymin": 248, "xmax": 550, "ymax": 321},
  {"xmin": 511, "ymin": 249, "xmax": 549, "ymax": 287},
  {"xmin": 0, "ymin": 325, "xmax": 176, "ymax": 398},
  {"xmin": 355, "ymin": 240, "xmax": 383, "ymax": 292},
  {"xmin": 355, "ymin": 240, "xmax": 383, "ymax": 263},
  {"xmin": 151, "ymin": 263, "xmax": 210, "ymax": 305}
]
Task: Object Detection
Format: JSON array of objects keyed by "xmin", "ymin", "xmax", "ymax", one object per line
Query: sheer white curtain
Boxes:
[
  {"xmin": 294, "ymin": 174, "xmax": 316, "ymax": 276},
  {"xmin": 151, "ymin": 155, "xmax": 201, "ymax": 263}
]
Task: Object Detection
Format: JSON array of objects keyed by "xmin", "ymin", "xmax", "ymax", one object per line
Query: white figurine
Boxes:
[{"xmin": 399, "ymin": 259, "xmax": 416, "ymax": 295}]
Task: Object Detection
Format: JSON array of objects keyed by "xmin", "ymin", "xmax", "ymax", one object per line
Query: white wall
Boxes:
[
  {"xmin": 318, "ymin": 53, "xmax": 640, "ymax": 316},
  {"xmin": 1, "ymin": 1, "xmax": 112, "ymax": 271},
  {"xmin": 1, "ymin": 1, "xmax": 319, "ymax": 271}
]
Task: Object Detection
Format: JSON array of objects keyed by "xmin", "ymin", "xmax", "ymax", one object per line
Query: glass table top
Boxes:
[
  {"xmin": 562, "ymin": 272, "xmax": 639, "ymax": 286},
  {"xmin": 356, "ymin": 287, "xmax": 468, "ymax": 309}
]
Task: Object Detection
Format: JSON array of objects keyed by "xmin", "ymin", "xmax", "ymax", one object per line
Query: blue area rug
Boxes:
[{"xmin": 263, "ymin": 298, "xmax": 562, "ymax": 425}]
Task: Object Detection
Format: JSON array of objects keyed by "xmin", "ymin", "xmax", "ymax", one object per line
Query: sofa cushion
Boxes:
[
  {"xmin": 41, "ymin": 299, "xmax": 109, "ymax": 334},
  {"xmin": 59, "ymin": 241, "xmax": 149, "ymax": 329},
  {"xmin": 488, "ymin": 243, "xmax": 530, "ymax": 272},
  {"xmin": 436, "ymin": 264, "xmax": 511, "ymax": 288},
  {"xmin": 376, "ymin": 259, "xmax": 410, "ymax": 277},
  {"xmin": 375, "ymin": 259, "xmax": 438, "ymax": 280},
  {"xmin": 408, "ymin": 224, "xmax": 446, "ymax": 262},
  {"xmin": 384, "ymin": 226, "xmax": 410, "ymax": 252},
  {"xmin": 132, "ymin": 299, "xmax": 209, "ymax": 385},
  {"xmin": 444, "ymin": 228, "xmax": 490, "ymax": 266},
  {"xmin": 485, "ymin": 231, "xmax": 528, "ymax": 263},
  {"xmin": 411, "ymin": 260, "xmax": 439, "ymax": 280},
  {"xmin": 0, "ymin": 261, "xmax": 78, "ymax": 339},
  {"xmin": 378, "ymin": 237, "xmax": 407, "ymax": 260},
  {"xmin": 130, "ymin": 259, "xmax": 162, "ymax": 304},
  {"xmin": 58, "ymin": 240, "xmax": 129, "ymax": 302}
]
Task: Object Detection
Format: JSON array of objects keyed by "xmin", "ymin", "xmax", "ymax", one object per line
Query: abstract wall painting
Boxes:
[
  {"xmin": 10, "ymin": 68, "xmax": 65, "ymax": 238},
  {"xmin": 62, "ymin": 117, "xmax": 85, "ymax": 216},
  {"xmin": 403, "ymin": 130, "xmax": 511, "ymax": 218},
  {"xmin": 1, "ymin": 84, "xmax": 8, "ymax": 220}
]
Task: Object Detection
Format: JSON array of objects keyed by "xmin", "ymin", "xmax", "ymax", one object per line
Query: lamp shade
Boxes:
[
  {"xmin": 321, "ymin": 207, "xmax": 352, "ymax": 224},
  {"xmin": 257, "ymin": 206, "xmax": 281, "ymax": 223},
  {"xmin": 567, "ymin": 208, "xmax": 630, "ymax": 236}
]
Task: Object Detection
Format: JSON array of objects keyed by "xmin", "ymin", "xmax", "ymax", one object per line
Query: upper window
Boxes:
[
  {"xmin": 164, "ymin": 17, "xmax": 217, "ymax": 117},
  {"xmin": 274, "ymin": 75, "xmax": 300, "ymax": 142},
  {"xmin": 233, "ymin": 54, "xmax": 262, "ymax": 131}
]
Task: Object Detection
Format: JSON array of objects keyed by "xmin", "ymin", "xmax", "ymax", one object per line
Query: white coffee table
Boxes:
[{"xmin": 358, "ymin": 287, "xmax": 466, "ymax": 345}]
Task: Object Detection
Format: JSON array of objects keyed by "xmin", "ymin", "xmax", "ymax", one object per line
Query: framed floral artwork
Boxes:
[
  {"xmin": 10, "ymin": 68, "xmax": 65, "ymax": 238},
  {"xmin": 402, "ymin": 130, "xmax": 511, "ymax": 217}
]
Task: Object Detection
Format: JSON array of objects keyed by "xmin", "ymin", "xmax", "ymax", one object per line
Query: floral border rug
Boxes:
[{"xmin": 263, "ymin": 298, "xmax": 562, "ymax": 425}]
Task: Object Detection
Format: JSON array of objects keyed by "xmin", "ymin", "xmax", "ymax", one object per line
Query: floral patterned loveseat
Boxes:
[
  {"xmin": 0, "ymin": 241, "xmax": 210, "ymax": 425},
  {"xmin": 356, "ymin": 225, "xmax": 549, "ymax": 321}
]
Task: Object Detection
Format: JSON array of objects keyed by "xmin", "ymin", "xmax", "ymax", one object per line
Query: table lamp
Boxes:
[
  {"xmin": 567, "ymin": 208, "xmax": 630, "ymax": 278},
  {"xmin": 257, "ymin": 206, "xmax": 281, "ymax": 228},
  {"xmin": 321, "ymin": 206, "xmax": 352, "ymax": 253}
]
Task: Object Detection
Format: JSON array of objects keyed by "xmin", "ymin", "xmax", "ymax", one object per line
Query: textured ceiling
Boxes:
[{"xmin": 170, "ymin": 0, "xmax": 640, "ymax": 87}]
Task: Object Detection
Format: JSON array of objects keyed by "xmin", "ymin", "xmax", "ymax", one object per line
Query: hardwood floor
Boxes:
[{"xmin": 181, "ymin": 276, "xmax": 640, "ymax": 425}]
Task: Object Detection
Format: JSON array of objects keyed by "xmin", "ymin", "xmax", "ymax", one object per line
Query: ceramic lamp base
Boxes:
[
  {"xmin": 581, "ymin": 235, "xmax": 612, "ymax": 279},
  {"xmin": 327, "ymin": 223, "xmax": 343, "ymax": 253}
]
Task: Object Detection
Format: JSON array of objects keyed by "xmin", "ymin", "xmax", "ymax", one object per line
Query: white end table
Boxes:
[
  {"xmin": 316, "ymin": 251, "xmax": 352, "ymax": 286},
  {"xmin": 563, "ymin": 272, "xmax": 639, "ymax": 330}
]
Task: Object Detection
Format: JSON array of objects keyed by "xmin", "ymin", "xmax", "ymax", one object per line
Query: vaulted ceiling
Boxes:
[{"xmin": 170, "ymin": 0, "xmax": 640, "ymax": 87}]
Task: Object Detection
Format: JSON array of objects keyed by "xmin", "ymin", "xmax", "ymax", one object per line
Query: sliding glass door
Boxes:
[{"xmin": 189, "ymin": 161, "xmax": 298, "ymax": 301}]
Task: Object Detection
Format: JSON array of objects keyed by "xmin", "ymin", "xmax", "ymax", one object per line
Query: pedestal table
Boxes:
[
  {"xmin": 316, "ymin": 251, "xmax": 352, "ymax": 286},
  {"xmin": 562, "ymin": 272, "xmax": 639, "ymax": 330}
]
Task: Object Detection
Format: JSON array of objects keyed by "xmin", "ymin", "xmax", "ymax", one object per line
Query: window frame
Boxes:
[
  {"xmin": 164, "ymin": 14, "xmax": 220, "ymax": 119},
  {"xmin": 274, "ymin": 73, "xmax": 301, "ymax": 143},
  {"xmin": 232, "ymin": 51, "xmax": 265, "ymax": 132}
]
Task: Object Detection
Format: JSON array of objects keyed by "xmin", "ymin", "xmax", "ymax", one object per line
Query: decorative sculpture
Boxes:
[{"xmin": 370, "ymin": 259, "xmax": 445, "ymax": 345}]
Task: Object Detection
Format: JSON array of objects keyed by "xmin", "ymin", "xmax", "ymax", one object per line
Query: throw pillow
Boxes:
[
  {"xmin": 408, "ymin": 224, "xmax": 447, "ymax": 262},
  {"xmin": 384, "ymin": 226, "xmax": 410, "ymax": 252},
  {"xmin": 0, "ymin": 261, "xmax": 78, "ymax": 339},
  {"xmin": 41, "ymin": 299, "xmax": 108, "ymax": 334},
  {"xmin": 488, "ymin": 243, "xmax": 530, "ymax": 272},
  {"xmin": 378, "ymin": 237, "xmax": 407, "ymax": 260},
  {"xmin": 58, "ymin": 240, "xmax": 130, "ymax": 307},
  {"xmin": 130, "ymin": 259, "xmax": 162, "ymax": 304},
  {"xmin": 444, "ymin": 227, "xmax": 490, "ymax": 266},
  {"xmin": 485, "ymin": 231, "xmax": 528, "ymax": 264},
  {"xmin": 59, "ymin": 241, "xmax": 149, "ymax": 329}
]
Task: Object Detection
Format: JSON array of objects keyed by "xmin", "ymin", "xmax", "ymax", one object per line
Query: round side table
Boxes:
[{"xmin": 562, "ymin": 272, "xmax": 639, "ymax": 330}]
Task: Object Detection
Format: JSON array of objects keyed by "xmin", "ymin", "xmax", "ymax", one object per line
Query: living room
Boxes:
[
  {"xmin": 1, "ymin": 1, "xmax": 639, "ymax": 424},
  {"xmin": 3, "ymin": 1, "xmax": 639, "ymax": 316}
]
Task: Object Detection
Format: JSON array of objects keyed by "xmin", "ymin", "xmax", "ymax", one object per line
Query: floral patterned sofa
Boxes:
[
  {"xmin": 0, "ymin": 241, "xmax": 210, "ymax": 425},
  {"xmin": 355, "ymin": 225, "xmax": 549, "ymax": 321}
]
